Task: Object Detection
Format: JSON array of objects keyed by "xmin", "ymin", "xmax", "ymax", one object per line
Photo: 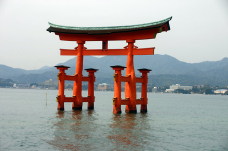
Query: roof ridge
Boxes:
[{"xmin": 48, "ymin": 16, "xmax": 172, "ymax": 31}]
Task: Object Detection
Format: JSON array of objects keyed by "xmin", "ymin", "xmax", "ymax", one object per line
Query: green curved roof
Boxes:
[{"xmin": 47, "ymin": 17, "xmax": 172, "ymax": 34}]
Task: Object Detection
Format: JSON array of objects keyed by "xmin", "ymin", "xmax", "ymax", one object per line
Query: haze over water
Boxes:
[{"xmin": 0, "ymin": 88, "xmax": 228, "ymax": 151}]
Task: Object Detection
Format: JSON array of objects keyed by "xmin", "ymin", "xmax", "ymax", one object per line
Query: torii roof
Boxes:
[{"xmin": 47, "ymin": 17, "xmax": 172, "ymax": 35}]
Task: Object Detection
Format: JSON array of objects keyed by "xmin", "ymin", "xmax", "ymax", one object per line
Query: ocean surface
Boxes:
[{"xmin": 0, "ymin": 88, "xmax": 228, "ymax": 151}]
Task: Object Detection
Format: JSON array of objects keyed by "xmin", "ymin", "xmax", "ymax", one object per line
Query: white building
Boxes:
[
  {"xmin": 170, "ymin": 84, "xmax": 192, "ymax": 90},
  {"xmin": 165, "ymin": 84, "xmax": 193, "ymax": 93},
  {"xmin": 97, "ymin": 83, "xmax": 109, "ymax": 91},
  {"xmin": 214, "ymin": 89, "xmax": 228, "ymax": 94},
  {"xmin": 13, "ymin": 83, "xmax": 17, "ymax": 88}
]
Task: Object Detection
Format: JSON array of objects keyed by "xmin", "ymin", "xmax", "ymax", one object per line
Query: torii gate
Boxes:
[{"xmin": 47, "ymin": 17, "xmax": 172, "ymax": 114}]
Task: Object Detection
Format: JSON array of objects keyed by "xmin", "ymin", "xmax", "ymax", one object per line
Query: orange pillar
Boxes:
[
  {"xmin": 85, "ymin": 68, "xmax": 98, "ymax": 110},
  {"xmin": 138, "ymin": 68, "xmax": 151, "ymax": 113},
  {"xmin": 72, "ymin": 41, "xmax": 85, "ymax": 110},
  {"xmin": 55, "ymin": 65, "xmax": 70, "ymax": 111},
  {"xmin": 111, "ymin": 65, "xmax": 126, "ymax": 114},
  {"xmin": 125, "ymin": 40, "xmax": 137, "ymax": 113}
]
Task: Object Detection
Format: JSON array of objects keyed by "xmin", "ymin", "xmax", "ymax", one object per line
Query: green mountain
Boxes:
[{"xmin": 0, "ymin": 55, "xmax": 227, "ymax": 86}]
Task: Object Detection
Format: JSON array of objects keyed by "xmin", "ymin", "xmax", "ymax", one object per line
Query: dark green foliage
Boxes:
[
  {"xmin": 174, "ymin": 89, "xmax": 191, "ymax": 94},
  {"xmin": 30, "ymin": 83, "xmax": 39, "ymax": 87},
  {"xmin": 192, "ymin": 87, "xmax": 201, "ymax": 93},
  {"xmin": 0, "ymin": 78, "xmax": 14, "ymax": 87},
  {"xmin": 204, "ymin": 89, "xmax": 214, "ymax": 94}
]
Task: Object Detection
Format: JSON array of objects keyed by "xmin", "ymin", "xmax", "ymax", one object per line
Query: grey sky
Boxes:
[{"xmin": 0, "ymin": 0, "xmax": 228, "ymax": 70}]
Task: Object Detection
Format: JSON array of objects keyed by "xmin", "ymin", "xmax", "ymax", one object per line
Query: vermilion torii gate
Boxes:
[{"xmin": 47, "ymin": 17, "xmax": 172, "ymax": 114}]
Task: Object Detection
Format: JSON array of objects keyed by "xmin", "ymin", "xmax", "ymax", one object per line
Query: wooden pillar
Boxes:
[
  {"xmin": 138, "ymin": 68, "xmax": 151, "ymax": 113},
  {"xmin": 125, "ymin": 40, "xmax": 137, "ymax": 113},
  {"xmin": 72, "ymin": 41, "xmax": 85, "ymax": 110},
  {"xmin": 111, "ymin": 65, "xmax": 126, "ymax": 114},
  {"xmin": 55, "ymin": 65, "xmax": 70, "ymax": 111},
  {"xmin": 85, "ymin": 68, "xmax": 98, "ymax": 110}
]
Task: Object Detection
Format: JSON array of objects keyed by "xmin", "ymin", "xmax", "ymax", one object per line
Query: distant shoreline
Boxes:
[{"xmin": 1, "ymin": 87, "xmax": 227, "ymax": 96}]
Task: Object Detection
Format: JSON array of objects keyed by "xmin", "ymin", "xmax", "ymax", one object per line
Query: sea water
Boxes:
[{"xmin": 0, "ymin": 88, "xmax": 228, "ymax": 151}]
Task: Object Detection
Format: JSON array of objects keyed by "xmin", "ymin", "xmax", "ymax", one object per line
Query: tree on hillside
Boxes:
[
  {"xmin": 225, "ymin": 91, "xmax": 228, "ymax": 95},
  {"xmin": 0, "ymin": 78, "xmax": 14, "ymax": 87}
]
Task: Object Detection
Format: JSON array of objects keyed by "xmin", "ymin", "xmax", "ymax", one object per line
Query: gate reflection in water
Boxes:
[{"xmin": 48, "ymin": 111, "xmax": 151, "ymax": 151}]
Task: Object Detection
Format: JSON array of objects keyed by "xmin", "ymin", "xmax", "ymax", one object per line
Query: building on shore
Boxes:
[
  {"xmin": 97, "ymin": 83, "xmax": 110, "ymax": 91},
  {"xmin": 214, "ymin": 89, "xmax": 228, "ymax": 94},
  {"xmin": 165, "ymin": 84, "xmax": 193, "ymax": 93}
]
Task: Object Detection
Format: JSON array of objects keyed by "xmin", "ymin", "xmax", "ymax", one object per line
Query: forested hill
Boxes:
[{"xmin": 0, "ymin": 55, "xmax": 227, "ymax": 86}]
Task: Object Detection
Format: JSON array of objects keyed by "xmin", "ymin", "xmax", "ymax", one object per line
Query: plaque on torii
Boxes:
[{"xmin": 47, "ymin": 17, "xmax": 172, "ymax": 114}]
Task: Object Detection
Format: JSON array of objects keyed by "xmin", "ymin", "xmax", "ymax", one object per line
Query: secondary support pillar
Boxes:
[
  {"xmin": 111, "ymin": 65, "xmax": 126, "ymax": 114},
  {"xmin": 55, "ymin": 65, "xmax": 70, "ymax": 111},
  {"xmin": 85, "ymin": 68, "xmax": 98, "ymax": 110},
  {"xmin": 138, "ymin": 68, "xmax": 152, "ymax": 113},
  {"xmin": 125, "ymin": 40, "xmax": 137, "ymax": 113},
  {"xmin": 73, "ymin": 41, "xmax": 85, "ymax": 110}
]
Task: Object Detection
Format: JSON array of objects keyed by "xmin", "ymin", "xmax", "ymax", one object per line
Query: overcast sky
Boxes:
[{"xmin": 0, "ymin": 0, "xmax": 228, "ymax": 70}]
